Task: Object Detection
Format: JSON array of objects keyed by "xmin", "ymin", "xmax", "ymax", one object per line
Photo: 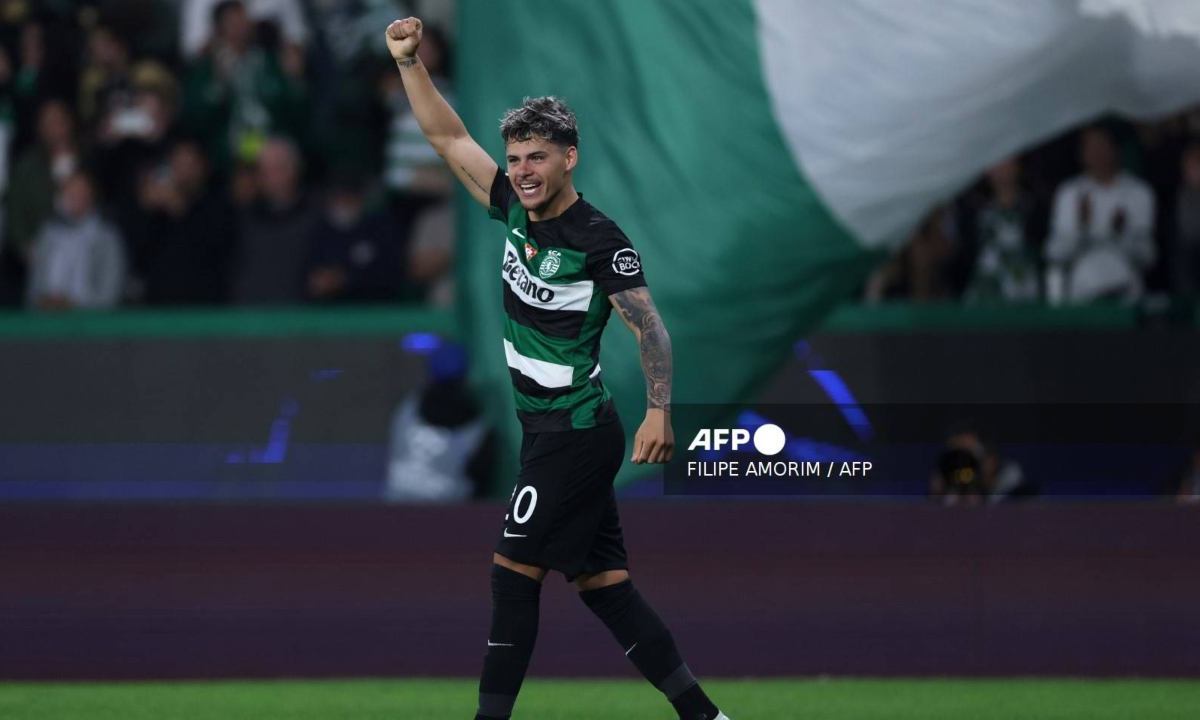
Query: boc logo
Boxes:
[
  {"xmin": 612, "ymin": 249, "xmax": 641, "ymax": 276},
  {"xmin": 687, "ymin": 424, "xmax": 787, "ymax": 456}
]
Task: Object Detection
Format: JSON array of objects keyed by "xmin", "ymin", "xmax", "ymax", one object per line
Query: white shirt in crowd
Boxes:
[
  {"xmin": 1044, "ymin": 172, "xmax": 1155, "ymax": 303},
  {"xmin": 26, "ymin": 215, "xmax": 126, "ymax": 310}
]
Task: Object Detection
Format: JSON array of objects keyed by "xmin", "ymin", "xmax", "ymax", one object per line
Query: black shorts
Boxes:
[{"xmin": 495, "ymin": 420, "xmax": 628, "ymax": 581}]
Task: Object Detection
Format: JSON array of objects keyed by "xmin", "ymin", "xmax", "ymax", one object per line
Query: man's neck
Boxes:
[{"xmin": 530, "ymin": 185, "xmax": 579, "ymax": 222}]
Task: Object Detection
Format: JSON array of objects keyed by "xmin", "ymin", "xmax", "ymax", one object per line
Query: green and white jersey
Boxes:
[{"xmin": 488, "ymin": 168, "xmax": 647, "ymax": 432}]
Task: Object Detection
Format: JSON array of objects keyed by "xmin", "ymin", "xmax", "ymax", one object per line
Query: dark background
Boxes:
[
  {"xmin": 4, "ymin": 323, "xmax": 1197, "ymax": 500},
  {"xmin": 3, "ymin": 503, "xmax": 1196, "ymax": 679}
]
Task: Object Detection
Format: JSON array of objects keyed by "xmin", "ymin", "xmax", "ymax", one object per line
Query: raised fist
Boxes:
[{"xmin": 385, "ymin": 17, "xmax": 422, "ymax": 61}]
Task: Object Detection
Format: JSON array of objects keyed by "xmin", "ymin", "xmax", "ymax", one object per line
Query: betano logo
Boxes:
[{"xmin": 687, "ymin": 424, "xmax": 787, "ymax": 456}]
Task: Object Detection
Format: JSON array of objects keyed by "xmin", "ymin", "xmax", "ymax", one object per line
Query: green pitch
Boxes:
[{"xmin": 2, "ymin": 678, "xmax": 1197, "ymax": 719}]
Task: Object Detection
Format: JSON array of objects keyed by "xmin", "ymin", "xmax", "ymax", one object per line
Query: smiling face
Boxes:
[{"xmin": 505, "ymin": 137, "xmax": 576, "ymax": 214}]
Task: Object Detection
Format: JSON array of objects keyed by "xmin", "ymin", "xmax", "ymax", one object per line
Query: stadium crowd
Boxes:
[
  {"xmin": 866, "ymin": 111, "xmax": 1200, "ymax": 306},
  {"xmin": 0, "ymin": 0, "xmax": 457, "ymax": 310},
  {"xmin": 2, "ymin": 2, "xmax": 1199, "ymax": 313}
]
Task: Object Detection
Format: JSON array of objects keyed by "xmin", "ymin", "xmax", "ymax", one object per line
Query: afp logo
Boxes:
[
  {"xmin": 687, "ymin": 423, "xmax": 787, "ymax": 456},
  {"xmin": 612, "ymin": 249, "xmax": 641, "ymax": 276}
]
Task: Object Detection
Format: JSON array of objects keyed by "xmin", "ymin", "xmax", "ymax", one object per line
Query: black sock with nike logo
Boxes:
[
  {"xmin": 475, "ymin": 564, "xmax": 542, "ymax": 720},
  {"xmin": 580, "ymin": 580, "xmax": 720, "ymax": 720}
]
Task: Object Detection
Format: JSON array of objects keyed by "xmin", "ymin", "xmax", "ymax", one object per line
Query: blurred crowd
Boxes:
[
  {"xmin": 0, "ymin": 0, "xmax": 458, "ymax": 311},
  {"xmin": 865, "ymin": 112, "xmax": 1200, "ymax": 308},
  {"xmin": 5, "ymin": 2, "xmax": 1200, "ymax": 315}
]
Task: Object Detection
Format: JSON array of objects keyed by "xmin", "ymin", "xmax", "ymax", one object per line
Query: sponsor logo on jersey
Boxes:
[
  {"xmin": 538, "ymin": 249, "xmax": 562, "ymax": 279},
  {"xmin": 503, "ymin": 247, "xmax": 556, "ymax": 303},
  {"xmin": 524, "ymin": 242, "xmax": 537, "ymax": 261},
  {"xmin": 612, "ymin": 248, "xmax": 641, "ymax": 276}
]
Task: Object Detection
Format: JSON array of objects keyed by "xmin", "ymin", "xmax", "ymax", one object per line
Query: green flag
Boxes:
[{"xmin": 455, "ymin": 0, "xmax": 1200, "ymax": 488}]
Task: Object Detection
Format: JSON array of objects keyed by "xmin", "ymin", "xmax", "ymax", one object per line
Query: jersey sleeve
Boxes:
[
  {"xmin": 487, "ymin": 167, "xmax": 515, "ymax": 222},
  {"xmin": 585, "ymin": 227, "xmax": 648, "ymax": 295}
]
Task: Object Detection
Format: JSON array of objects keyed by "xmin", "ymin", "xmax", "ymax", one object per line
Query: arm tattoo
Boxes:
[
  {"xmin": 460, "ymin": 166, "xmax": 489, "ymax": 195},
  {"xmin": 395, "ymin": 57, "xmax": 418, "ymax": 69},
  {"xmin": 611, "ymin": 287, "xmax": 672, "ymax": 411}
]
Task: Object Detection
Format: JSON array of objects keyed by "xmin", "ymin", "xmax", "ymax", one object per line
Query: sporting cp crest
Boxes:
[
  {"xmin": 538, "ymin": 249, "xmax": 562, "ymax": 279},
  {"xmin": 524, "ymin": 242, "xmax": 537, "ymax": 261}
]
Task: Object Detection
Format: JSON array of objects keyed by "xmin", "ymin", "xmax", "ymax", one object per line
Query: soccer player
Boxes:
[{"xmin": 386, "ymin": 17, "xmax": 730, "ymax": 720}]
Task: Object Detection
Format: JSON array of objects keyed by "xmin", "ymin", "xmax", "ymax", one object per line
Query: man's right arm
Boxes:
[{"xmin": 386, "ymin": 17, "xmax": 497, "ymax": 207}]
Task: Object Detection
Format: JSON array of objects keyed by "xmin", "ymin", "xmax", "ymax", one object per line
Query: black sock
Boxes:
[
  {"xmin": 475, "ymin": 565, "xmax": 542, "ymax": 720},
  {"xmin": 580, "ymin": 580, "xmax": 720, "ymax": 720}
]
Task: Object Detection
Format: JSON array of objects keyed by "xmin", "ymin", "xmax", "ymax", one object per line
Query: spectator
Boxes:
[
  {"xmin": 180, "ymin": 0, "xmax": 309, "ymax": 61},
  {"xmin": 380, "ymin": 23, "xmax": 453, "ymax": 207},
  {"xmin": 229, "ymin": 157, "xmax": 259, "ymax": 210},
  {"xmin": 78, "ymin": 22, "xmax": 177, "ymax": 135},
  {"xmin": 376, "ymin": 23, "xmax": 455, "ymax": 302},
  {"xmin": 26, "ymin": 170, "xmax": 125, "ymax": 310},
  {"xmin": 385, "ymin": 341, "xmax": 495, "ymax": 502},
  {"xmin": 88, "ymin": 1, "xmax": 179, "ymax": 63},
  {"xmin": 6, "ymin": 98, "xmax": 81, "ymax": 273},
  {"xmin": 304, "ymin": 169, "xmax": 412, "ymax": 303},
  {"xmin": 182, "ymin": 0, "xmax": 309, "ymax": 176},
  {"xmin": 1172, "ymin": 142, "xmax": 1200, "ymax": 300},
  {"xmin": 231, "ymin": 136, "xmax": 317, "ymax": 304},
  {"xmin": 963, "ymin": 157, "xmax": 1043, "ymax": 303},
  {"xmin": 308, "ymin": 0, "xmax": 407, "ymax": 70},
  {"xmin": 8, "ymin": 14, "xmax": 78, "ymax": 156},
  {"xmin": 77, "ymin": 24, "xmax": 135, "ymax": 130},
  {"xmin": 407, "ymin": 200, "xmax": 455, "ymax": 306},
  {"xmin": 303, "ymin": 1, "xmax": 406, "ymax": 178},
  {"xmin": 10, "ymin": 18, "xmax": 47, "ymax": 154},
  {"xmin": 93, "ymin": 79, "xmax": 180, "ymax": 254},
  {"xmin": 864, "ymin": 206, "xmax": 957, "ymax": 302},
  {"xmin": 377, "ymin": 23, "xmax": 454, "ymax": 296},
  {"xmin": 1044, "ymin": 125, "xmax": 1156, "ymax": 303},
  {"xmin": 135, "ymin": 138, "xmax": 236, "ymax": 305}
]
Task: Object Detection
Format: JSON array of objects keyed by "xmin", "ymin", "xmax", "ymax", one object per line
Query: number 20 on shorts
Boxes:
[{"xmin": 506, "ymin": 485, "xmax": 538, "ymax": 524}]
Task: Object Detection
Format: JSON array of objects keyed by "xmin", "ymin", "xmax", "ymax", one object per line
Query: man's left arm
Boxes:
[{"xmin": 610, "ymin": 287, "xmax": 674, "ymax": 464}]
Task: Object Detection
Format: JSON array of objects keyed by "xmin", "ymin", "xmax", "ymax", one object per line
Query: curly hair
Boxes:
[{"xmin": 499, "ymin": 96, "xmax": 579, "ymax": 148}]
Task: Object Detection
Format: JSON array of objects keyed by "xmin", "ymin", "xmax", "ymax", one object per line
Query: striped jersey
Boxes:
[{"xmin": 488, "ymin": 168, "xmax": 647, "ymax": 431}]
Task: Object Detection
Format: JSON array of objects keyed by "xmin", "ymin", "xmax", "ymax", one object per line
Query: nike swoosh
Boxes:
[
  {"xmin": 503, "ymin": 529, "xmax": 527, "ymax": 538},
  {"xmin": 511, "ymin": 228, "xmax": 526, "ymax": 239},
  {"xmin": 624, "ymin": 642, "xmax": 638, "ymax": 656},
  {"xmin": 488, "ymin": 641, "xmax": 515, "ymax": 647}
]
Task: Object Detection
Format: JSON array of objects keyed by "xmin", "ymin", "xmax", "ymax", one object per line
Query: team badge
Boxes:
[
  {"xmin": 538, "ymin": 249, "xmax": 562, "ymax": 279},
  {"xmin": 524, "ymin": 242, "xmax": 537, "ymax": 261}
]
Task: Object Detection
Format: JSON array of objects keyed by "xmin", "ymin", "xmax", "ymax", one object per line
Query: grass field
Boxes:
[{"xmin": 2, "ymin": 678, "xmax": 1199, "ymax": 719}]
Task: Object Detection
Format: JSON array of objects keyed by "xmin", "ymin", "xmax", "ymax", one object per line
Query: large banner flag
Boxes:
[{"xmin": 456, "ymin": 0, "xmax": 1200, "ymax": 485}]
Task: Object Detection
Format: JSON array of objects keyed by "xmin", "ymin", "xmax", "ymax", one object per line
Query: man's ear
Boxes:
[{"xmin": 564, "ymin": 145, "xmax": 578, "ymax": 172}]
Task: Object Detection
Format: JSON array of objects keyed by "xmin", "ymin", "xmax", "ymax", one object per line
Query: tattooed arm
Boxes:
[
  {"xmin": 386, "ymin": 17, "xmax": 496, "ymax": 206},
  {"xmin": 610, "ymin": 287, "xmax": 675, "ymax": 464}
]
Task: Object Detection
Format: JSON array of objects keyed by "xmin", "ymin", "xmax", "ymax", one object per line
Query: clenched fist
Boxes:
[{"xmin": 386, "ymin": 17, "xmax": 423, "ymax": 61}]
